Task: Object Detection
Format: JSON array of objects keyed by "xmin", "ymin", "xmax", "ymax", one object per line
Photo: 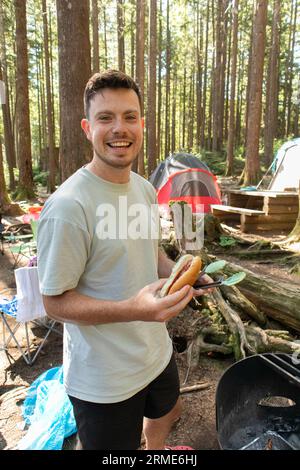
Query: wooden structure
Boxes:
[{"xmin": 211, "ymin": 190, "xmax": 298, "ymax": 232}]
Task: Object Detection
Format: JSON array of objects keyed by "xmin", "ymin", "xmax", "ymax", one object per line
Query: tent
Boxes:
[
  {"xmin": 149, "ymin": 153, "xmax": 222, "ymax": 213},
  {"xmin": 269, "ymin": 138, "xmax": 300, "ymax": 191}
]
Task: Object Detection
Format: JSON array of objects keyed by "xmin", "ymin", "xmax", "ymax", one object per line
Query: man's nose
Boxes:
[{"xmin": 112, "ymin": 118, "xmax": 127, "ymax": 134}]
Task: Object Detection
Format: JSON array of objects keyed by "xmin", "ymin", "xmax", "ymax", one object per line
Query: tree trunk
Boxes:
[
  {"xmin": 212, "ymin": 0, "xmax": 227, "ymax": 152},
  {"xmin": 244, "ymin": 0, "xmax": 268, "ymax": 185},
  {"xmin": 147, "ymin": 0, "xmax": 157, "ymax": 177},
  {"xmin": 157, "ymin": 0, "xmax": 163, "ymax": 160},
  {"xmin": 0, "ymin": 61, "xmax": 15, "ymax": 190},
  {"xmin": 134, "ymin": 0, "xmax": 145, "ymax": 175},
  {"xmin": 226, "ymin": 0, "xmax": 239, "ymax": 176},
  {"xmin": 0, "ymin": 1, "xmax": 16, "ymax": 189},
  {"xmin": 56, "ymin": 0, "xmax": 92, "ymax": 181},
  {"xmin": 264, "ymin": 0, "xmax": 280, "ymax": 165},
  {"xmin": 286, "ymin": 0, "xmax": 297, "ymax": 137},
  {"xmin": 164, "ymin": 0, "xmax": 171, "ymax": 158},
  {"xmin": 103, "ymin": 6, "xmax": 108, "ymax": 69},
  {"xmin": 117, "ymin": 0, "xmax": 126, "ymax": 73},
  {"xmin": 171, "ymin": 68, "xmax": 177, "ymax": 153},
  {"xmin": 200, "ymin": 0, "xmax": 209, "ymax": 148},
  {"xmin": 92, "ymin": 0, "xmax": 100, "ymax": 74},
  {"xmin": 14, "ymin": 0, "xmax": 34, "ymax": 199},
  {"xmin": 42, "ymin": 0, "xmax": 56, "ymax": 193},
  {"xmin": 0, "ymin": 137, "xmax": 10, "ymax": 209}
]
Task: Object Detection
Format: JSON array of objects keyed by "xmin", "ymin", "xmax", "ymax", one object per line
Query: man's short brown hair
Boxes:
[{"xmin": 84, "ymin": 69, "xmax": 142, "ymax": 118}]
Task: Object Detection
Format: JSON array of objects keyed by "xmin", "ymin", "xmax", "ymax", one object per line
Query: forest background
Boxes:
[{"xmin": 0, "ymin": 0, "xmax": 300, "ymax": 205}]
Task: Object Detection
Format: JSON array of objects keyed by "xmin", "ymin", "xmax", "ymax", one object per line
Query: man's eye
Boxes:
[
  {"xmin": 99, "ymin": 116, "xmax": 111, "ymax": 121},
  {"xmin": 127, "ymin": 115, "xmax": 137, "ymax": 120}
]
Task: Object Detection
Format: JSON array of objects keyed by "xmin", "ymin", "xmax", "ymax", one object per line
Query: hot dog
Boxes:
[{"xmin": 160, "ymin": 254, "xmax": 202, "ymax": 297}]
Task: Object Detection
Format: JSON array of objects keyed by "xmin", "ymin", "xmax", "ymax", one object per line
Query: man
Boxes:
[{"xmin": 37, "ymin": 70, "xmax": 210, "ymax": 450}]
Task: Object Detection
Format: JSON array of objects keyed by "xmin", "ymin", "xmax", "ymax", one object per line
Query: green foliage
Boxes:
[
  {"xmin": 195, "ymin": 150, "xmax": 226, "ymax": 175},
  {"xmin": 12, "ymin": 185, "xmax": 36, "ymax": 201},
  {"xmin": 219, "ymin": 235, "xmax": 237, "ymax": 248},
  {"xmin": 32, "ymin": 167, "xmax": 49, "ymax": 186}
]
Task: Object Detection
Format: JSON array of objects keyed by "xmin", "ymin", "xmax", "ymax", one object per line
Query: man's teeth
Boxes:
[{"xmin": 108, "ymin": 142, "xmax": 131, "ymax": 147}]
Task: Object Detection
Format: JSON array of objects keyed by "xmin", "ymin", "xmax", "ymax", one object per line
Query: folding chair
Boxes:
[
  {"xmin": 3, "ymin": 219, "xmax": 37, "ymax": 269},
  {"xmin": 0, "ymin": 267, "xmax": 61, "ymax": 366}
]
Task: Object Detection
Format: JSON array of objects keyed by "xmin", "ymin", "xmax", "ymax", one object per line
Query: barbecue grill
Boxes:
[{"xmin": 216, "ymin": 353, "xmax": 300, "ymax": 450}]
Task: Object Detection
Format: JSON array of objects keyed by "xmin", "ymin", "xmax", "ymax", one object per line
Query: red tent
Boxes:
[{"xmin": 150, "ymin": 153, "xmax": 222, "ymax": 213}]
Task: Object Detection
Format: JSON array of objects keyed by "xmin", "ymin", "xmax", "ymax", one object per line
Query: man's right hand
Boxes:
[{"xmin": 132, "ymin": 279, "xmax": 194, "ymax": 323}]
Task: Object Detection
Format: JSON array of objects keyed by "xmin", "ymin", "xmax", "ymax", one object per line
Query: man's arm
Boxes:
[
  {"xmin": 42, "ymin": 279, "xmax": 194, "ymax": 326},
  {"xmin": 157, "ymin": 248, "xmax": 175, "ymax": 278}
]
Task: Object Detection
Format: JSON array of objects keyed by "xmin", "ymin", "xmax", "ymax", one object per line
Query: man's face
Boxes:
[{"xmin": 82, "ymin": 88, "xmax": 144, "ymax": 170}]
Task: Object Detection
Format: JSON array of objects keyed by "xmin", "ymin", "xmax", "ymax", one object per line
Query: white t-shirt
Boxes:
[{"xmin": 37, "ymin": 168, "xmax": 173, "ymax": 403}]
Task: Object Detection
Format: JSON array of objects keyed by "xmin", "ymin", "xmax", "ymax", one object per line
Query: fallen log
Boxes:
[
  {"xmin": 220, "ymin": 284, "xmax": 267, "ymax": 325},
  {"xmin": 221, "ymin": 261, "xmax": 300, "ymax": 333}
]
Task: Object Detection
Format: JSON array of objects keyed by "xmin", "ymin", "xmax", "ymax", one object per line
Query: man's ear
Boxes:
[
  {"xmin": 141, "ymin": 117, "xmax": 145, "ymax": 129},
  {"xmin": 81, "ymin": 118, "xmax": 91, "ymax": 140}
]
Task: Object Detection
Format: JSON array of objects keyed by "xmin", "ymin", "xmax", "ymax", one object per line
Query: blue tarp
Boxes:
[{"xmin": 18, "ymin": 366, "xmax": 77, "ymax": 450}]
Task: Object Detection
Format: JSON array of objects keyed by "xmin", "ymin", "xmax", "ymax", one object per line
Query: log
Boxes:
[
  {"xmin": 222, "ymin": 261, "xmax": 300, "ymax": 333},
  {"xmin": 220, "ymin": 284, "xmax": 267, "ymax": 325}
]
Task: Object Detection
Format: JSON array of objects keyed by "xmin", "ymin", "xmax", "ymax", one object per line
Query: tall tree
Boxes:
[
  {"xmin": 0, "ymin": 137, "xmax": 10, "ymax": 210},
  {"xmin": 92, "ymin": 0, "xmax": 100, "ymax": 74},
  {"xmin": 0, "ymin": 2, "xmax": 16, "ymax": 189},
  {"xmin": 286, "ymin": 0, "xmax": 298, "ymax": 137},
  {"xmin": 212, "ymin": 0, "xmax": 226, "ymax": 152},
  {"xmin": 0, "ymin": 60, "xmax": 15, "ymax": 190},
  {"xmin": 133, "ymin": 0, "xmax": 145, "ymax": 175},
  {"xmin": 157, "ymin": 0, "xmax": 163, "ymax": 160},
  {"xmin": 147, "ymin": 0, "xmax": 157, "ymax": 176},
  {"xmin": 201, "ymin": 0, "xmax": 210, "ymax": 148},
  {"xmin": 264, "ymin": 0, "xmax": 280, "ymax": 164},
  {"xmin": 117, "ymin": 0, "xmax": 126, "ymax": 72},
  {"xmin": 42, "ymin": 0, "xmax": 57, "ymax": 192},
  {"xmin": 56, "ymin": 0, "xmax": 92, "ymax": 181},
  {"xmin": 226, "ymin": 0, "xmax": 239, "ymax": 175},
  {"xmin": 14, "ymin": 0, "xmax": 34, "ymax": 198},
  {"xmin": 164, "ymin": 0, "xmax": 171, "ymax": 158},
  {"xmin": 244, "ymin": 0, "xmax": 268, "ymax": 185}
]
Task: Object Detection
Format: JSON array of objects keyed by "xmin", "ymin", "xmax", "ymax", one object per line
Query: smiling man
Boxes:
[{"xmin": 37, "ymin": 70, "xmax": 208, "ymax": 450}]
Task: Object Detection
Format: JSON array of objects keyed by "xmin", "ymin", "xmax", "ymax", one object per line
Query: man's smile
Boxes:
[{"xmin": 106, "ymin": 141, "xmax": 133, "ymax": 148}]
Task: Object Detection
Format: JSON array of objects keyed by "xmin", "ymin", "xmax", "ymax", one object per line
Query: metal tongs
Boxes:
[{"xmin": 193, "ymin": 259, "xmax": 246, "ymax": 290}]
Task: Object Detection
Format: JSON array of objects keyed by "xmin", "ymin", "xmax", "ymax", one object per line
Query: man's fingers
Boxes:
[
  {"xmin": 163, "ymin": 286, "xmax": 194, "ymax": 318},
  {"xmin": 193, "ymin": 287, "xmax": 211, "ymax": 296},
  {"xmin": 159, "ymin": 284, "xmax": 193, "ymax": 306},
  {"xmin": 150, "ymin": 278, "xmax": 169, "ymax": 294}
]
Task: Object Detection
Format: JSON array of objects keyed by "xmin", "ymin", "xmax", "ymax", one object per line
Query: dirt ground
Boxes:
[{"xmin": 0, "ymin": 246, "xmax": 233, "ymax": 451}]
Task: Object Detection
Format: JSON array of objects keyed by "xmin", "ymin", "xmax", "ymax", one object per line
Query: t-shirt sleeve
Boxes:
[{"xmin": 37, "ymin": 217, "xmax": 91, "ymax": 296}]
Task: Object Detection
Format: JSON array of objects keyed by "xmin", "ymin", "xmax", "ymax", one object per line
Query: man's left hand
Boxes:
[{"xmin": 192, "ymin": 274, "xmax": 215, "ymax": 296}]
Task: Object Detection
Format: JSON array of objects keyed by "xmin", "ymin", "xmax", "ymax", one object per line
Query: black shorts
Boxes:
[{"xmin": 68, "ymin": 353, "xmax": 180, "ymax": 450}]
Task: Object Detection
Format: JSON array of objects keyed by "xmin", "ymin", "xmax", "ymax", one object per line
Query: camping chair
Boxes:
[
  {"xmin": 0, "ymin": 266, "xmax": 62, "ymax": 366},
  {"xmin": 4, "ymin": 219, "xmax": 38, "ymax": 269}
]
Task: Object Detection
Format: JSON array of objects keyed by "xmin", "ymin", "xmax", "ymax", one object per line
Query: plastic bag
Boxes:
[{"xmin": 18, "ymin": 366, "xmax": 77, "ymax": 450}]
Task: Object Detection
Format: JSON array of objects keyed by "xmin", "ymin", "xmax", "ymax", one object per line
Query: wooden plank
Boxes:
[
  {"xmin": 213, "ymin": 212, "xmax": 241, "ymax": 222},
  {"xmin": 241, "ymin": 213, "xmax": 297, "ymax": 224},
  {"xmin": 228, "ymin": 193, "xmax": 249, "ymax": 207},
  {"xmin": 211, "ymin": 205, "xmax": 264, "ymax": 215},
  {"xmin": 264, "ymin": 196, "xmax": 298, "ymax": 207},
  {"xmin": 263, "ymin": 204, "xmax": 298, "ymax": 215},
  {"xmin": 227, "ymin": 189, "xmax": 298, "ymax": 197},
  {"xmin": 241, "ymin": 220, "xmax": 295, "ymax": 232}
]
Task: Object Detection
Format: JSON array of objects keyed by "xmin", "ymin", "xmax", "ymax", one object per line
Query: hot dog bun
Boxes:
[{"xmin": 160, "ymin": 254, "xmax": 202, "ymax": 297}]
